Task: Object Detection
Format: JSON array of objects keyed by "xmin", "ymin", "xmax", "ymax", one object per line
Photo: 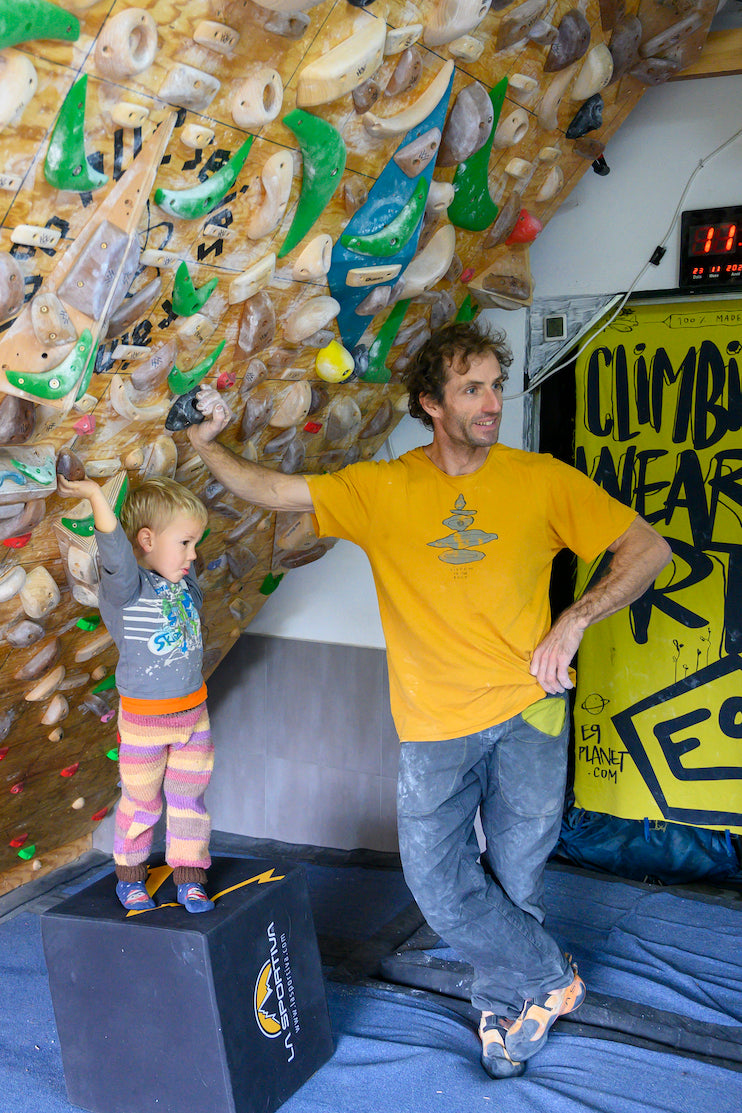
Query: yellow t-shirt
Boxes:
[{"xmin": 307, "ymin": 444, "xmax": 636, "ymax": 742}]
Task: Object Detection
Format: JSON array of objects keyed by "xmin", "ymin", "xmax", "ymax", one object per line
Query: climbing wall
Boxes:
[{"xmin": 0, "ymin": 0, "xmax": 719, "ymax": 889}]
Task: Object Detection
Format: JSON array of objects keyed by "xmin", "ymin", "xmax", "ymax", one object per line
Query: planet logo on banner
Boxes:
[{"xmin": 254, "ymin": 960, "xmax": 282, "ymax": 1037}]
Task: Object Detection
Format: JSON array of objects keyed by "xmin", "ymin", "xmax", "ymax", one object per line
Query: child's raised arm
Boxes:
[{"xmin": 57, "ymin": 475, "xmax": 118, "ymax": 534}]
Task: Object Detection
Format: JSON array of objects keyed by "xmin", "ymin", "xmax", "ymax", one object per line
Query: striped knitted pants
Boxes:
[{"xmin": 113, "ymin": 702, "xmax": 213, "ymax": 886}]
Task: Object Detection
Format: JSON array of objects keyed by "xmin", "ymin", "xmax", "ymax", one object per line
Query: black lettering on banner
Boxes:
[
  {"xmin": 705, "ymin": 542, "xmax": 742, "ymax": 655},
  {"xmin": 630, "ymin": 537, "xmax": 711, "ymax": 644},
  {"xmin": 612, "ymin": 653, "xmax": 742, "ymax": 826},
  {"xmin": 719, "ymin": 696, "xmax": 742, "ymax": 739},
  {"xmin": 583, "ymin": 340, "xmax": 742, "ymax": 449},
  {"xmin": 661, "ymin": 449, "xmax": 712, "ymax": 547}
]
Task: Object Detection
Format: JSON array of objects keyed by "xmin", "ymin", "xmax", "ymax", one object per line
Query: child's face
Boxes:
[{"xmin": 137, "ymin": 513, "xmax": 204, "ymax": 583}]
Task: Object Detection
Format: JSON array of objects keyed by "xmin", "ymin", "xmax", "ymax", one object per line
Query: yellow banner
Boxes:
[{"xmin": 573, "ymin": 299, "xmax": 742, "ymax": 833}]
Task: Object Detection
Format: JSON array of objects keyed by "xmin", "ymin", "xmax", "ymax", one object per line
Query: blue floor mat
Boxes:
[
  {"xmin": 422, "ymin": 869, "xmax": 742, "ymax": 1029},
  {"xmin": 3, "ymin": 913, "xmax": 740, "ymax": 1113},
  {"xmin": 3, "ymin": 857, "xmax": 742, "ymax": 1113}
]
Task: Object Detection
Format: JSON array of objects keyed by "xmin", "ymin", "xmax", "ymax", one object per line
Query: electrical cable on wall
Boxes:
[{"xmin": 504, "ymin": 121, "xmax": 742, "ymax": 402}]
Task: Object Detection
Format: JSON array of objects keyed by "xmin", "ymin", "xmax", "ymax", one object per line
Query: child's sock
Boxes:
[
  {"xmin": 177, "ymin": 882, "xmax": 215, "ymax": 913},
  {"xmin": 116, "ymin": 880, "xmax": 155, "ymax": 911}
]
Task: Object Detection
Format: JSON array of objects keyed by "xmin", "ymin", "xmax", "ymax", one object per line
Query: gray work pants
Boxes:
[{"xmin": 397, "ymin": 696, "xmax": 573, "ymax": 1016}]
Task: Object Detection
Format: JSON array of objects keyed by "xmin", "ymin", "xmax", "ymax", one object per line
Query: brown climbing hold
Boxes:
[
  {"xmin": 25, "ymin": 663, "xmax": 66, "ymax": 702},
  {"xmin": 239, "ymin": 385, "xmax": 274, "ymax": 441},
  {"xmin": 0, "ymin": 394, "xmax": 36, "ymax": 444},
  {"xmin": 385, "ymin": 47, "xmax": 423, "ymax": 97},
  {"xmin": 41, "ymin": 693, "xmax": 69, "ymax": 725},
  {"xmin": 393, "ymin": 127, "xmax": 442, "ymax": 178},
  {"xmin": 236, "ymin": 292, "xmax": 276, "ymax": 361},
  {"xmin": 6, "ymin": 619, "xmax": 44, "ymax": 647},
  {"xmin": 56, "ymin": 450, "xmax": 86, "ymax": 481},
  {"xmin": 14, "ymin": 638, "xmax": 61, "ymax": 681},
  {"xmin": 352, "ymin": 78, "xmax": 381, "ymax": 113},
  {"xmin": 129, "ymin": 340, "xmax": 178, "ymax": 394},
  {"xmin": 0, "ymin": 253, "xmax": 25, "ymax": 321},
  {"xmin": 0, "ymin": 501, "xmax": 46, "ymax": 543},
  {"xmin": 359, "ymin": 398, "xmax": 393, "ymax": 439},
  {"xmin": 543, "ymin": 9, "xmax": 591, "ymax": 73},
  {"xmin": 106, "ymin": 277, "xmax": 162, "ymax": 340},
  {"xmin": 325, "ymin": 397, "xmax": 362, "ymax": 445}
]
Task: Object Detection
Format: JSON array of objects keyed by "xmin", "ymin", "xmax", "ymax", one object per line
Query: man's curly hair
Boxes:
[{"xmin": 401, "ymin": 322, "xmax": 513, "ymax": 430}]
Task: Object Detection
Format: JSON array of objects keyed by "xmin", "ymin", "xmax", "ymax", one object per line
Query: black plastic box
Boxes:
[{"xmin": 41, "ymin": 856, "xmax": 333, "ymax": 1113}]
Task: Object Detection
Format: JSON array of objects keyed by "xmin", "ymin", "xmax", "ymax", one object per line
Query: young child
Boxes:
[{"xmin": 58, "ymin": 473, "xmax": 215, "ymax": 914}]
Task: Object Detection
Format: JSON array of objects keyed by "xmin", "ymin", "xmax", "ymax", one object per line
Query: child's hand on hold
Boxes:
[{"xmin": 57, "ymin": 475, "xmax": 99, "ymax": 502}]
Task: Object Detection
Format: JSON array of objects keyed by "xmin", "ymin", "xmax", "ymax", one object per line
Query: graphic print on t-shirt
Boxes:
[
  {"xmin": 122, "ymin": 580, "xmax": 201, "ymax": 665},
  {"xmin": 427, "ymin": 494, "xmax": 498, "ymax": 564}
]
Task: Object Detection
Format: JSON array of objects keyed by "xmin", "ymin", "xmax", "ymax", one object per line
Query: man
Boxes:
[{"xmin": 188, "ymin": 321, "xmax": 672, "ymax": 1078}]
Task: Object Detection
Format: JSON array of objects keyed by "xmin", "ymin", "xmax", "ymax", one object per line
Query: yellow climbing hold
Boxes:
[{"xmin": 315, "ymin": 339, "xmax": 354, "ymax": 384}]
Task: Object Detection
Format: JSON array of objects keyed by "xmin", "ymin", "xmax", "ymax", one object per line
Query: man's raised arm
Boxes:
[
  {"xmin": 530, "ymin": 516, "xmax": 672, "ymax": 695},
  {"xmin": 186, "ymin": 389, "xmax": 315, "ymax": 514}
]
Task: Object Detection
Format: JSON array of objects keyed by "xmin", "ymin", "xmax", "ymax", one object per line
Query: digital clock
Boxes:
[{"xmin": 679, "ymin": 205, "xmax": 742, "ymax": 292}]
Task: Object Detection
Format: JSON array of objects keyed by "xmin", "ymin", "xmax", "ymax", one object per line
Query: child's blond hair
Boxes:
[{"xmin": 120, "ymin": 476, "xmax": 208, "ymax": 543}]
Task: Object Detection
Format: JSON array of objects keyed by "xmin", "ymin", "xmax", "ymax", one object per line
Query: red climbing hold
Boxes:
[
  {"xmin": 505, "ymin": 209, "xmax": 543, "ymax": 245},
  {"xmin": 3, "ymin": 533, "xmax": 31, "ymax": 548}
]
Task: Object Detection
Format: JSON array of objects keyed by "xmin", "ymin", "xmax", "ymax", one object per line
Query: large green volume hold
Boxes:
[
  {"xmin": 44, "ymin": 75, "xmax": 109, "ymax": 193},
  {"xmin": 341, "ymin": 178, "xmax": 429, "ymax": 259},
  {"xmin": 0, "ymin": 0, "xmax": 79, "ymax": 49},
  {"xmin": 278, "ymin": 110, "xmax": 346, "ymax": 258},
  {"xmin": 447, "ymin": 77, "xmax": 508, "ymax": 232},
  {"xmin": 5, "ymin": 329, "xmax": 94, "ymax": 400},
  {"xmin": 154, "ymin": 137, "xmax": 253, "ymax": 220},
  {"xmin": 167, "ymin": 339, "xmax": 225, "ymax": 395}
]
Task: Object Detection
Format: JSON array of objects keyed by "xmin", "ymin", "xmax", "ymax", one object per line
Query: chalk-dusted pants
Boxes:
[
  {"xmin": 113, "ymin": 702, "xmax": 213, "ymax": 886},
  {"xmin": 397, "ymin": 695, "xmax": 573, "ymax": 1017}
]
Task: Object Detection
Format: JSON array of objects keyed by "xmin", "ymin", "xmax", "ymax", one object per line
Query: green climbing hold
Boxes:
[
  {"xmin": 154, "ymin": 137, "xmax": 253, "ymax": 220},
  {"xmin": 92, "ymin": 674, "xmax": 116, "ymax": 693},
  {"xmin": 5, "ymin": 329, "xmax": 94, "ymax": 401},
  {"xmin": 105, "ymin": 747, "xmax": 119, "ymax": 761},
  {"xmin": 455, "ymin": 294, "xmax": 477, "ymax": 322},
  {"xmin": 44, "ymin": 74, "xmax": 108, "ymax": 193},
  {"xmin": 341, "ymin": 178, "xmax": 430, "ymax": 259},
  {"xmin": 17, "ymin": 844, "xmax": 36, "ymax": 860},
  {"xmin": 0, "ymin": 0, "xmax": 79, "ymax": 50},
  {"xmin": 448, "ymin": 77, "xmax": 508, "ymax": 232},
  {"xmin": 278, "ymin": 111, "xmax": 346, "ymax": 258},
  {"xmin": 259, "ymin": 572, "xmax": 284, "ymax": 595},
  {"xmin": 76, "ymin": 614, "xmax": 101, "ymax": 631},
  {"xmin": 11, "ymin": 454, "xmax": 54, "ymax": 485},
  {"xmin": 168, "ymin": 339, "xmax": 225, "ymax": 395},
  {"xmin": 62, "ymin": 516, "xmax": 94, "ymax": 537},
  {"xmin": 113, "ymin": 475, "xmax": 128, "ymax": 518},
  {"xmin": 362, "ymin": 299, "xmax": 411, "ymax": 383},
  {"xmin": 197, "ymin": 527, "xmax": 210, "ymax": 546},
  {"xmin": 171, "ymin": 262, "xmax": 218, "ymax": 316},
  {"xmin": 75, "ymin": 338, "xmax": 99, "ymax": 401}
]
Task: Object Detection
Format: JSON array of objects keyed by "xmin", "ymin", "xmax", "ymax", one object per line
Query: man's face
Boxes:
[{"xmin": 421, "ymin": 352, "xmax": 504, "ymax": 451}]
